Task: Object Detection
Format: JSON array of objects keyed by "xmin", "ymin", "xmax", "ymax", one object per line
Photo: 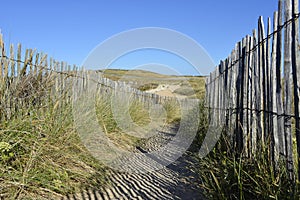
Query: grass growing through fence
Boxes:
[
  {"xmin": 94, "ymin": 92, "xmax": 181, "ymax": 150},
  {"xmin": 95, "ymin": 94, "xmax": 147, "ymax": 150},
  {"xmin": 0, "ymin": 68, "xmax": 187, "ymax": 199},
  {"xmin": 184, "ymin": 76, "xmax": 206, "ymax": 99},
  {"xmin": 196, "ymin": 118, "xmax": 300, "ymax": 199},
  {"xmin": 0, "ymin": 102, "xmax": 108, "ymax": 199}
]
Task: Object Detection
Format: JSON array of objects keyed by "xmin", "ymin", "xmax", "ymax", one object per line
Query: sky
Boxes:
[{"xmin": 0, "ymin": 0, "xmax": 278, "ymax": 75}]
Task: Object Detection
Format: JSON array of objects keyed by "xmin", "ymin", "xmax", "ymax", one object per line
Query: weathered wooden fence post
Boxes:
[
  {"xmin": 291, "ymin": 0, "xmax": 300, "ymax": 181},
  {"xmin": 258, "ymin": 16, "xmax": 267, "ymax": 148},
  {"xmin": 277, "ymin": 0, "xmax": 286, "ymax": 159},
  {"xmin": 284, "ymin": 0, "xmax": 294, "ymax": 178},
  {"xmin": 266, "ymin": 17, "xmax": 272, "ymax": 150},
  {"xmin": 271, "ymin": 11, "xmax": 280, "ymax": 165}
]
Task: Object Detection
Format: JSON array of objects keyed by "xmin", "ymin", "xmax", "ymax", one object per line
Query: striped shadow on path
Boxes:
[{"xmin": 63, "ymin": 125, "xmax": 205, "ymax": 200}]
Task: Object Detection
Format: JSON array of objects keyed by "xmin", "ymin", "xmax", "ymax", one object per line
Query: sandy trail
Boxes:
[{"xmin": 146, "ymin": 84, "xmax": 187, "ymax": 98}]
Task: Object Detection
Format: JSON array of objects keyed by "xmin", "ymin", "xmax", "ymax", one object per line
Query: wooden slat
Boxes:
[
  {"xmin": 258, "ymin": 16, "xmax": 267, "ymax": 146},
  {"xmin": 20, "ymin": 49, "xmax": 29, "ymax": 76},
  {"xmin": 256, "ymin": 22, "xmax": 263, "ymax": 148},
  {"xmin": 220, "ymin": 62, "xmax": 223, "ymax": 125},
  {"xmin": 9, "ymin": 44, "xmax": 15, "ymax": 78},
  {"xmin": 207, "ymin": 74, "xmax": 211, "ymax": 117},
  {"xmin": 8, "ymin": 44, "xmax": 15, "ymax": 119},
  {"xmin": 0, "ymin": 33, "xmax": 3, "ymax": 82},
  {"xmin": 230, "ymin": 46, "xmax": 238, "ymax": 143},
  {"xmin": 248, "ymin": 35, "xmax": 254, "ymax": 157},
  {"xmin": 37, "ymin": 54, "xmax": 47, "ymax": 81},
  {"xmin": 61, "ymin": 61, "xmax": 65, "ymax": 95},
  {"xmin": 29, "ymin": 49, "xmax": 35, "ymax": 73},
  {"xmin": 34, "ymin": 53, "xmax": 40, "ymax": 76},
  {"xmin": 3, "ymin": 44, "xmax": 8, "ymax": 81},
  {"xmin": 271, "ymin": 11, "xmax": 280, "ymax": 164},
  {"xmin": 214, "ymin": 69, "xmax": 219, "ymax": 127},
  {"xmin": 55, "ymin": 60, "xmax": 60, "ymax": 93},
  {"xmin": 222, "ymin": 60, "xmax": 227, "ymax": 126},
  {"xmin": 212, "ymin": 70, "xmax": 217, "ymax": 126},
  {"xmin": 17, "ymin": 44, "xmax": 21, "ymax": 77},
  {"xmin": 242, "ymin": 37, "xmax": 249, "ymax": 156},
  {"xmin": 266, "ymin": 17, "xmax": 272, "ymax": 143},
  {"xmin": 291, "ymin": 0, "xmax": 300, "ymax": 181},
  {"xmin": 277, "ymin": 0, "xmax": 286, "ymax": 158},
  {"xmin": 252, "ymin": 29, "xmax": 259, "ymax": 155},
  {"xmin": 214, "ymin": 66, "xmax": 218, "ymax": 126},
  {"xmin": 284, "ymin": 0, "xmax": 294, "ymax": 178},
  {"xmin": 205, "ymin": 75, "xmax": 210, "ymax": 109},
  {"xmin": 226, "ymin": 57, "xmax": 232, "ymax": 131},
  {"xmin": 235, "ymin": 41, "xmax": 243, "ymax": 153},
  {"xmin": 1, "ymin": 40, "xmax": 9, "ymax": 119},
  {"xmin": 224, "ymin": 58, "xmax": 230, "ymax": 129}
]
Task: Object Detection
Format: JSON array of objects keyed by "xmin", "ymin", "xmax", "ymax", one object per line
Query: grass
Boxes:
[
  {"xmin": 183, "ymin": 93, "xmax": 300, "ymax": 199},
  {"xmin": 94, "ymin": 89, "xmax": 181, "ymax": 150},
  {"xmin": 162, "ymin": 100, "xmax": 181, "ymax": 124},
  {"xmin": 0, "ymin": 68, "xmax": 187, "ymax": 199},
  {"xmin": 195, "ymin": 116, "xmax": 300, "ymax": 199},
  {"xmin": 99, "ymin": 69, "xmax": 170, "ymax": 81},
  {"xmin": 0, "ymin": 74, "xmax": 109, "ymax": 199},
  {"xmin": 0, "ymin": 101, "xmax": 107, "ymax": 199},
  {"xmin": 95, "ymin": 93, "xmax": 147, "ymax": 150},
  {"xmin": 99, "ymin": 68, "xmax": 207, "ymax": 99},
  {"xmin": 138, "ymin": 83, "xmax": 159, "ymax": 91},
  {"xmin": 3, "ymin": 67, "xmax": 298, "ymax": 200},
  {"xmin": 185, "ymin": 76, "xmax": 206, "ymax": 99},
  {"xmin": 173, "ymin": 87, "xmax": 196, "ymax": 96}
]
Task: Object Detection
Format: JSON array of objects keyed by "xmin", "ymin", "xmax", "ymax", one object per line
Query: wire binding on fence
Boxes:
[{"xmin": 206, "ymin": 12, "xmax": 300, "ymax": 84}]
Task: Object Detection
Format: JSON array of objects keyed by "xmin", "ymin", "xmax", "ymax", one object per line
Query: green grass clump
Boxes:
[
  {"xmin": 94, "ymin": 91, "xmax": 181, "ymax": 150},
  {"xmin": 0, "ymin": 101, "xmax": 107, "ymax": 199},
  {"xmin": 162, "ymin": 100, "xmax": 181, "ymax": 124},
  {"xmin": 95, "ymin": 94, "xmax": 148, "ymax": 150},
  {"xmin": 185, "ymin": 76, "xmax": 206, "ymax": 99},
  {"xmin": 189, "ymin": 99, "xmax": 300, "ymax": 199},
  {"xmin": 129, "ymin": 100, "xmax": 152, "ymax": 127},
  {"xmin": 138, "ymin": 83, "xmax": 159, "ymax": 91},
  {"xmin": 197, "ymin": 127, "xmax": 299, "ymax": 199},
  {"xmin": 173, "ymin": 87, "xmax": 195, "ymax": 96}
]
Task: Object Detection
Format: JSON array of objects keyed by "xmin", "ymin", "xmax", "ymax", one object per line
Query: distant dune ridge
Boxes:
[{"xmin": 99, "ymin": 68, "xmax": 206, "ymax": 99}]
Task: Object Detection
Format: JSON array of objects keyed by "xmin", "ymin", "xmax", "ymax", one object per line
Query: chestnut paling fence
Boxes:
[
  {"xmin": 205, "ymin": 0, "xmax": 300, "ymax": 180},
  {"xmin": 0, "ymin": 33, "xmax": 197, "ymax": 121}
]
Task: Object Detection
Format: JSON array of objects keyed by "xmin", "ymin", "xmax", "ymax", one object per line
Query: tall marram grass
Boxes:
[
  {"xmin": 0, "ymin": 71, "xmax": 183, "ymax": 199},
  {"xmin": 94, "ymin": 91, "xmax": 181, "ymax": 150},
  {"xmin": 95, "ymin": 93, "xmax": 147, "ymax": 150},
  {"xmin": 196, "ymin": 107, "xmax": 300, "ymax": 199},
  {"xmin": 0, "ymin": 76, "xmax": 108, "ymax": 199}
]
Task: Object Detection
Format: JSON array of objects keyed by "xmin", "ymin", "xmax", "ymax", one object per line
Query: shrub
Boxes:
[{"xmin": 138, "ymin": 83, "xmax": 159, "ymax": 91}]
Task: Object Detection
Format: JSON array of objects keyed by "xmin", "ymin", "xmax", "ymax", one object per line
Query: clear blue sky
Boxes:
[{"xmin": 0, "ymin": 0, "xmax": 278, "ymax": 75}]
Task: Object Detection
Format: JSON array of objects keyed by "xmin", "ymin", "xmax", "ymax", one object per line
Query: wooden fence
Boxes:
[
  {"xmin": 0, "ymin": 32, "xmax": 197, "ymax": 122},
  {"xmin": 205, "ymin": 0, "xmax": 300, "ymax": 180}
]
